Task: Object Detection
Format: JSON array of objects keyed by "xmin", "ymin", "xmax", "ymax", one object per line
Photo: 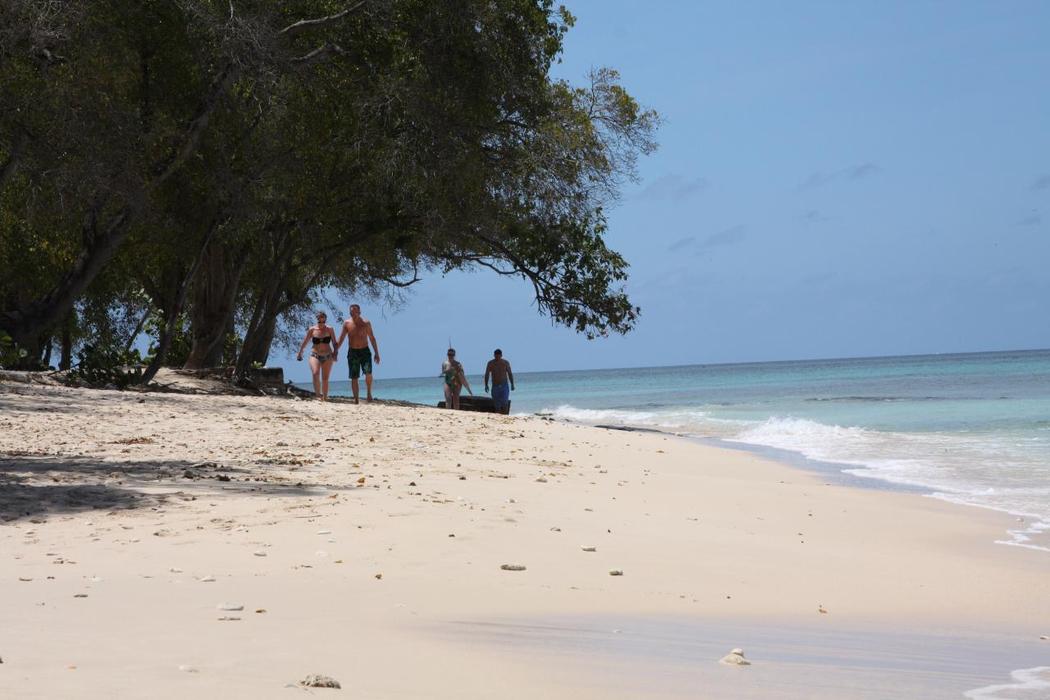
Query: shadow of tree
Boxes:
[{"xmin": 0, "ymin": 453, "xmax": 358, "ymax": 523}]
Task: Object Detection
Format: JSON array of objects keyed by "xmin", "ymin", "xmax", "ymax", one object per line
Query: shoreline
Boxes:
[{"xmin": 2, "ymin": 381, "xmax": 1049, "ymax": 698}]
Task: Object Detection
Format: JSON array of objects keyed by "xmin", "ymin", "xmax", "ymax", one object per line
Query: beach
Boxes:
[{"xmin": 2, "ymin": 381, "xmax": 1049, "ymax": 699}]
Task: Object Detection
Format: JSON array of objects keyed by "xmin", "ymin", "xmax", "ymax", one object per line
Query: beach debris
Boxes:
[
  {"xmin": 255, "ymin": 609, "xmax": 267, "ymax": 614},
  {"xmin": 535, "ymin": 477, "xmax": 548, "ymax": 483},
  {"xmin": 198, "ymin": 575, "xmax": 216, "ymax": 583},
  {"xmin": 253, "ymin": 551, "xmax": 267, "ymax": 557},
  {"xmin": 374, "ymin": 573, "xmax": 383, "ymax": 580},
  {"xmin": 719, "ymin": 648, "xmax": 751, "ymax": 666},
  {"xmin": 409, "ymin": 481, "xmax": 416, "ymax": 486},
  {"xmin": 178, "ymin": 665, "xmax": 199, "ymax": 673},
  {"xmin": 18, "ymin": 577, "xmax": 31, "ymax": 582},
  {"xmin": 818, "ymin": 605, "xmax": 828, "ymax": 614},
  {"xmin": 356, "ymin": 477, "xmax": 366, "ymax": 485},
  {"xmin": 500, "ymin": 564, "xmax": 527, "ymax": 571},
  {"xmin": 73, "ymin": 593, "xmax": 88, "ymax": 598},
  {"xmin": 301, "ymin": 674, "xmax": 341, "ymax": 689},
  {"xmin": 581, "ymin": 545, "xmax": 597, "ymax": 552},
  {"xmin": 608, "ymin": 570, "xmax": 624, "ymax": 576},
  {"xmin": 217, "ymin": 603, "xmax": 244, "ymax": 611},
  {"xmin": 217, "ymin": 616, "xmax": 241, "ymax": 622},
  {"xmin": 316, "ymin": 529, "xmax": 332, "ymax": 535},
  {"xmin": 1040, "ymin": 635, "xmax": 1048, "ymax": 640},
  {"xmin": 459, "ymin": 475, "xmax": 467, "ymax": 480},
  {"xmin": 169, "ymin": 567, "xmax": 183, "ymax": 573},
  {"xmin": 550, "ymin": 527, "xmax": 561, "ymax": 532}
]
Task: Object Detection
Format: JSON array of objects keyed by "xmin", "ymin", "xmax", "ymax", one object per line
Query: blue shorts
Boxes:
[{"xmin": 491, "ymin": 382, "xmax": 510, "ymax": 409}]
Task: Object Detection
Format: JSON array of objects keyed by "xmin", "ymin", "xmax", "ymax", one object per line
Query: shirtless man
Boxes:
[
  {"xmin": 484, "ymin": 348, "xmax": 515, "ymax": 414},
  {"xmin": 335, "ymin": 304, "xmax": 380, "ymax": 404}
]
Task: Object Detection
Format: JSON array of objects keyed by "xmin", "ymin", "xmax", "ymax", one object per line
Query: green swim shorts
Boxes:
[{"xmin": 348, "ymin": 347, "xmax": 373, "ymax": 379}]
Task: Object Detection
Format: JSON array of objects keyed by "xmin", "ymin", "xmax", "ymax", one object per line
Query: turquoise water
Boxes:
[{"xmin": 320, "ymin": 349, "xmax": 1050, "ymax": 549}]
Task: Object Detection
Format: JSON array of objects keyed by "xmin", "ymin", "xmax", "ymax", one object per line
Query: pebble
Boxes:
[
  {"xmin": 217, "ymin": 603, "xmax": 244, "ymax": 611},
  {"xmin": 720, "ymin": 648, "xmax": 751, "ymax": 666},
  {"xmin": 500, "ymin": 564, "xmax": 527, "ymax": 571},
  {"xmin": 609, "ymin": 570, "xmax": 623, "ymax": 576},
  {"xmin": 301, "ymin": 674, "xmax": 341, "ymax": 689},
  {"xmin": 581, "ymin": 545, "xmax": 597, "ymax": 552},
  {"xmin": 535, "ymin": 477, "xmax": 548, "ymax": 483}
]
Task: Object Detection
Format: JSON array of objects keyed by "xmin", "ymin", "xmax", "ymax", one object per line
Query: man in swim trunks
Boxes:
[
  {"xmin": 484, "ymin": 348, "xmax": 515, "ymax": 414},
  {"xmin": 335, "ymin": 304, "xmax": 380, "ymax": 404}
]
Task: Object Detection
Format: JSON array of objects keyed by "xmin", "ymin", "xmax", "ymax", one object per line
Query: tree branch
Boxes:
[
  {"xmin": 279, "ymin": 1, "xmax": 368, "ymax": 37},
  {"xmin": 291, "ymin": 42, "xmax": 346, "ymax": 65}
]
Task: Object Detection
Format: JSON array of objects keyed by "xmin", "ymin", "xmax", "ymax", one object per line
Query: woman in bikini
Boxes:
[
  {"xmin": 441, "ymin": 348, "xmax": 472, "ymax": 409},
  {"xmin": 296, "ymin": 311, "xmax": 338, "ymax": 401}
]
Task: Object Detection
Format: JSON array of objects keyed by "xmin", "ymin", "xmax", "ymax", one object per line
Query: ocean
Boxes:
[{"xmin": 319, "ymin": 348, "xmax": 1050, "ymax": 551}]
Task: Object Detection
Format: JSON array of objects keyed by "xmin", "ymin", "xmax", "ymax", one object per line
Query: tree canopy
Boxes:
[{"xmin": 0, "ymin": 0, "xmax": 659, "ymax": 375}]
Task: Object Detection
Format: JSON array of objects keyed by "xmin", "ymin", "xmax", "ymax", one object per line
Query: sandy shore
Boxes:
[{"xmin": 2, "ymin": 381, "xmax": 1048, "ymax": 698}]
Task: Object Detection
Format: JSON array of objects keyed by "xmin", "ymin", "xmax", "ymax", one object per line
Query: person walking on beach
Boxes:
[
  {"xmin": 296, "ymin": 311, "xmax": 338, "ymax": 401},
  {"xmin": 441, "ymin": 348, "xmax": 472, "ymax": 409},
  {"xmin": 335, "ymin": 304, "xmax": 380, "ymax": 404},
  {"xmin": 484, "ymin": 348, "xmax": 515, "ymax": 415}
]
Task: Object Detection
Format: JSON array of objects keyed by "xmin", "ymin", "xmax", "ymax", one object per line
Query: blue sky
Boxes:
[{"xmin": 283, "ymin": 1, "xmax": 1050, "ymax": 382}]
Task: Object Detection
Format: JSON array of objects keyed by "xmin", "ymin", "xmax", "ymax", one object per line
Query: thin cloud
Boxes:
[
  {"xmin": 698, "ymin": 224, "xmax": 746, "ymax": 251},
  {"xmin": 1015, "ymin": 211, "xmax": 1041, "ymax": 227},
  {"xmin": 667, "ymin": 236, "xmax": 696, "ymax": 252},
  {"xmin": 798, "ymin": 162, "xmax": 881, "ymax": 191},
  {"xmin": 638, "ymin": 174, "xmax": 709, "ymax": 202},
  {"xmin": 1032, "ymin": 175, "xmax": 1050, "ymax": 191}
]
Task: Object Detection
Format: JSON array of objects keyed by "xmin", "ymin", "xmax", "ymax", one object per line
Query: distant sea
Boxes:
[{"xmin": 316, "ymin": 349, "xmax": 1050, "ymax": 551}]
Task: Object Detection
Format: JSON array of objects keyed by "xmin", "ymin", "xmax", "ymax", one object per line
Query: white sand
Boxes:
[{"xmin": 1, "ymin": 382, "xmax": 1048, "ymax": 698}]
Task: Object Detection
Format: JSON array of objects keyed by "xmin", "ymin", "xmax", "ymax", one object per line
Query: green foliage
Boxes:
[
  {"xmin": 0, "ymin": 330, "xmax": 29, "ymax": 369},
  {"xmin": 68, "ymin": 344, "xmax": 143, "ymax": 389},
  {"xmin": 1, "ymin": 0, "xmax": 661, "ymax": 372}
]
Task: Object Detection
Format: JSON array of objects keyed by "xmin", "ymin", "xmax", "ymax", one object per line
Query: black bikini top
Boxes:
[{"xmin": 312, "ymin": 335, "xmax": 332, "ymax": 345}]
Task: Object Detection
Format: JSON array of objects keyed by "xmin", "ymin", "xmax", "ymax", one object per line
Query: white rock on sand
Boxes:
[{"xmin": 719, "ymin": 648, "xmax": 751, "ymax": 666}]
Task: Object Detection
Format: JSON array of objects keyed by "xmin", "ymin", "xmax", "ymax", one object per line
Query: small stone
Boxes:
[
  {"xmin": 18, "ymin": 577, "xmax": 31, "ymax": 582},
  {"xmin": 255, "ymin": 609, "xmax": 267, "ymax": 614},
  {"xmin": 535, "ymin": 477, "xmax": 547, "ymax": 482},
  {"xmin": 458, "ymin": 476, "xmax": 466, "ymax": 480},
  {"xmin": 409, "ymin": 481, "xmax": 416, "ymax": 486},
  {"xmin": 253, "ymin": 551, "xmax": 267, "ymax": 557},
  {"xmin": 374, "ymin": 573, "xmax": 383, "ymax": 580},
  {"xmin": 720, "ymin": 648, "xmax": 751, "ymax": 666},
  {"xmin": 356, "ymin": 477, "xmax": 366, "ymax": 485},
  {"xmin": 550, "ymin": 527, "xmax": 561, "ymax": 532},
  {"xmin": 818, "ymin": 605, "xmax": 828, "ymax": 614},
  {"xmin": 609, "ymin": 570, "xmax": 623, "ymax": 576},
  {"xmin": 581, "ymin": 545, "xmax": 597, "ymax": 552},
  {"xmin": 500, "ymin": 564, "xmax": 526, "ymax": 571},
  {"xmin": 448, "ymin": 533, "xmax": 455, "ymax": 537},
  {"xmin": 301, "ymin": 674, "xmax": 341, "ymax": 689},
  {"xmin": 217, "ymin": 603, "xmax": 244, "ymax": 611}
]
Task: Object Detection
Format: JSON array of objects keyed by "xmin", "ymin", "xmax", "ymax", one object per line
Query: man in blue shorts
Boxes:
[{"xmin": 484, "ymin": 348, "xmax": 515, "ymax": 414}]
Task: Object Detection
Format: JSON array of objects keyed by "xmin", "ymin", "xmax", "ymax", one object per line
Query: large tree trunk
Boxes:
[
  {"xmin": 59, "ymin": 313, "xmax": 74, "ymax": 371},
  {"xmin": 234, "ymin": 271, "xmax": 285, "ymax": 375},
  {"xmin": 183, "ymin": 239, "xmax": 247, "ymax": 369},
  {"xmin": 141, "ymin": 220, "xmax": 220, "ymax": 382},
  {"xmin": 0, "ymin": 208, "xmax": 130, "ymax": 358}
]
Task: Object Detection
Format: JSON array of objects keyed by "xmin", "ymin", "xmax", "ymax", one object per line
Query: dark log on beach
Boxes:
[{"xmin": 436, "ymin": 395, "xmax": 508, "ymax": 413}]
